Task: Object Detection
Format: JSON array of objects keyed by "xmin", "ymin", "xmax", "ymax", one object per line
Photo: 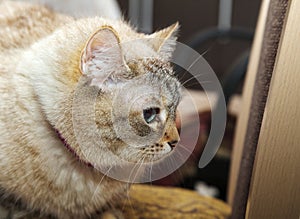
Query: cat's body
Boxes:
[
  {"xmin": 0, "ymin": 2, "xmax": 126, "ymax": 218},
  {"xmin": 15, "ymin": 0, "xmax": 122, "ymax": 19},
  {"xmin": 0, "ymin": 1, "xmax": 180, "ymax": 218}
]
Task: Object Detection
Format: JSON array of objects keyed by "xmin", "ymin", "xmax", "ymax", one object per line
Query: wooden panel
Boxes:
[
  {"xmin": 246, "ymin": 0, "xmax": 300, "ymax": 218},
  {"xmin": 227, "ymin": 0, "xmax": 271, "ymax": 205}
]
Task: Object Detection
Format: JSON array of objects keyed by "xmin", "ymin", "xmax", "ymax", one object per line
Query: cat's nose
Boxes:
[
  {"xmin": 168, "ymin": 140, "xmax": 178, "ymax": 148},
  {"xmin": 163, "ymin": 121, "xmax": 180, "ymax": 149}
]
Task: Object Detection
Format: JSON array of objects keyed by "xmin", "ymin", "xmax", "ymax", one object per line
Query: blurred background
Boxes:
[
  {"xmin": 119, "ymin": 0, "xmax": 260, "ymax": 82},
  {"xmin": 116, "ymin": 0, "xmax": 262, "ymax": 202}
]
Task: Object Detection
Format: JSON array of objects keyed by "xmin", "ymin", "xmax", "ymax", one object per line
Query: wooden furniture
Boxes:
[
  {"xmin": 228, "ymin": 0, "xmax": 300, "ymax": 218},
  {"xmin": 227, "ymin": 0, "xmax": 272, "ymax": 205},
  {"xmin": 242, "ymin": 0, "xmax": 300, "ymax": 217}
]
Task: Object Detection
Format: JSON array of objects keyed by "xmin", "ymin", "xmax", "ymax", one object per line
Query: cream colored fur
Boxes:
[
  {"xmin": 12, "ymin": 0, "xmax": 122, "ymax": 19},
  {"xmin": 0, "ymin": 1, "xmax": 180, "ymax": 218}
]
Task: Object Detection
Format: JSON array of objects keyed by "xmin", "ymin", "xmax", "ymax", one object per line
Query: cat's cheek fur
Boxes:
[{"xmin": 0, "ymin": 1, "xmax": 180, "ymax": 218}]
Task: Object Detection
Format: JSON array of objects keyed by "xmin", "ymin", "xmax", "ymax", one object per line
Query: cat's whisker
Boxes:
[
  {"xmin": 177, "ymin": 68, "xmax": 199, "ymax": 84},
  {"xmin": 127, "ymin": 156, "xmax": 144, "ymax": 185},
  {"xmin": 180, "ymin": 73, "xmax": 209, "ymax": 87},
  {"xmin": 177, "ymin": 42, "xmax": 215, "ymax": 81},
  {"xmin": 149, "ymin": 159, "xmax": 154, "ymax": 183},
  {"xmin": 176, "ymin": 144, "xmax": 194, "ymax": 156},
  {"xmin": 127, "ymin": 149, "xmax": 145, "ymax": 159},
  {"xmin": 200, "ymin": 48, "xmax": 210, "ymax": 57},
  {"xmin": 132, "ymin": 156, "xmax": 147, "ymax": 183},
  {"xmin": 179, "ymin": 75, "xmax": 198, "ymax": 87},
  {"xmin": 177, "ymin": 54, "xmax": 202, "ymax": 82},
  {"xmin": 91, "ymin": 166, "xmax": 113, "ymax": 201},
  {"xmin": 200, "ymin": 41, "xmax": 216, "ymax": 57},
  {"xmin": 124, "ymin": 155, "xmax": 147, "ymax": 213},
  {"xmin": 175, "ymin": 68, "xmax": 187, "ymax": 81}
]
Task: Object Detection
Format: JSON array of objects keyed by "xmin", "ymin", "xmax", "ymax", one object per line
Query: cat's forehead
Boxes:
[
  {"xmin": 122, "ymin": 40, "xmax": 158, "ymax": 61},
  {"xmin": 161, "ymin": 77, "xmax": 181, "ymax": 111},
  {"xmin": 125, "ymin": 59, "xmax": 181, "ymax": 109},
  {"xmin": 127, "ymin": 58, "xmax": 174, "ymax": 77}
]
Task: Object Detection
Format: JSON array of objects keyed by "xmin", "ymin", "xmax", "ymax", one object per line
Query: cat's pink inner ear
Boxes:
[
  {"xmin": 84, "ymin": 28, "xmax": 120, "ymax": 61},
  {"xmin": 80, "ymin": 26, "xmax": 124, "ymax": 79}
]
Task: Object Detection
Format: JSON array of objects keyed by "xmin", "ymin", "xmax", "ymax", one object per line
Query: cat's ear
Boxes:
[
  {"xmin": 149, "ymin": 22, "xmax": 179, "ymax": 60},
  {"xmin": 80, "ymin": 26, "xmax": 128, "ymax": 88}
]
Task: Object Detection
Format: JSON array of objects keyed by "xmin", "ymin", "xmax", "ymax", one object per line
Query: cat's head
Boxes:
[{"xmin": 72, "ymin": 23, "xmax": 181, "ymax": 167}]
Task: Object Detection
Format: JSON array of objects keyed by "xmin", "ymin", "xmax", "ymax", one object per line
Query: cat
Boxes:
[
  {"xmin": 0, "ymin": 1, "xmax": 181, "ymax": 218},
  {"xmin": 12, "ymin": 0, "xmax": 122, "ymax": 19}
]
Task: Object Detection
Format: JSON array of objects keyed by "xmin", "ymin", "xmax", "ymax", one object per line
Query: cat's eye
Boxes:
[{"xmin": 143, "ymin": 107, "xmax": 160, "ymax": 124}]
